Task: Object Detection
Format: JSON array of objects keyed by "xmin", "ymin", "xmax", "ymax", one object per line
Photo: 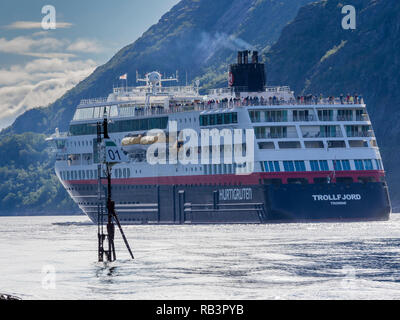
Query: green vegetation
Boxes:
[
  {"xmin": 320, "ymin": 40, "xmax": 347, "ymax": 63},
  {"xmin": 0, "ymin": 133, "xmax": 78, "ymax": 215}
]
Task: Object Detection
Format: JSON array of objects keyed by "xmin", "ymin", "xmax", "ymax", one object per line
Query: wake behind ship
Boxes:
[{"xmin": 48, "ymin": 51, "xmax": 391, "ymax": 224}]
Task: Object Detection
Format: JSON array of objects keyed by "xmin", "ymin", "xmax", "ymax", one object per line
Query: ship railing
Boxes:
[
  {"xmin": 74, "ymin": 97, "xmax": 369, "ymax": 120},
  {"xmin": 302, "ymin": 131, "xmax": 343, "ymax": 138},
  {"xmin": 293, "ymin": 115, "xmax": 315, "ymax": 122},
  {"xmin": 346, "ymin": 131, "xmax": 374, "ymax": 138},
  {"xmin": 356, "ymin": 114, "xmax": 370, "ymax": 121},
  {"xmin": 318, "ymin": 116, "xmax": 334, "ymax": 121},
  {"xmin": 265, "ymin": 86, "xmax": 291, "ymax": 93},
  {"xmin": 208, "ymin": 88, "xmax": 234, "ymax": 95},
  {"xmin": 79, "ymin": 97, "xmax": 109, "ymax": 106},
  {"xmin": 113, "ymin": 85, "xmax": 198, "ymax": 96},
  {"xmin": 116, "ymin": 100, "xmax": 370, "ymax": 118},
  {"xmin": 337, "ymin": 115, "xmax": 354, "ymax": 121},
  {"xmin": 255, "ymin": 133, "xmax": 299, "ymax": 139}
]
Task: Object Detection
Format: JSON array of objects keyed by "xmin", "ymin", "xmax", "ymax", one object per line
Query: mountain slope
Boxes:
[
  {"xmin": 264, "ymin": 0, "xmax": 400, "ymax": 205},
  {"xmin": 4, "ymin": 0, "xmax": 313, "ymax": 135}
]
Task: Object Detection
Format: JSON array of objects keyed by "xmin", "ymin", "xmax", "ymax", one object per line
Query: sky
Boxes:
[{"xmin": 0, "ymin": 0, "xmax": 180, "ymax": 129}]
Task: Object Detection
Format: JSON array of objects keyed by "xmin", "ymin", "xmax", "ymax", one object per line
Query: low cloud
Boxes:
[
  {"xmin": 67, "ymin": 39, "xmax": 104, "ymax": 53},
  {"xmin": 0, "ymin": 33, "xmax": 105, "ymax": 129},
  {"xmin": 0, "ymin": 35, "xmax": 105, "ymax": 58},
  {"xmin": 4, "ymin": 21, "xmax": 73, "ymax": 30},
  {"xmin": 0, "ymin": 58, "xmax": 96, "ymax": 129},
  {"xmin": 0, "ymin": 36, "xmax": 69, "ymax": 58}
]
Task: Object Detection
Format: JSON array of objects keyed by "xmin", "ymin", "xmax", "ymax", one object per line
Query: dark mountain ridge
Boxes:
[{"xmin": 264, "ymin": 0, "xmax": 400, "ymax": 204}]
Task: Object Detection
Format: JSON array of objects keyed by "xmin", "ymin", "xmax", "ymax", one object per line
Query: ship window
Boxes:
[
  {"xmin": 200, "ymin": 112, "xmax": 237, "ymax": 126},
  {"xmin": 358, "ymin": 177, "xmax": 375, "ymax": 183},
  {"xmin": 293, "ymin": 110, "xmax": 311, "ymax": 121},
  {"xmin": 210, "ymin": 115, "xmax": 216, "ymax": 125},
  {"xmin": 327, "ymin": 140, "xmax": 346, "ymax": 148},
  {"xmin": 354, "ymin": 160, "xmax": 365, "ymax": 170},
  {"xmin": 319, "ymin": 160, "xmax": 329, "ymax": 171},
  {"xmin": 264, "ymin": 161, "xmax": 280, "ymax": 172},
  {"xmin": 337, "ymin": 109, "xmax": 353, "ymax": 121},
  {"xmin": 216, "ymin": 114, "xmax": 223, "ymax": 125},
  {"xmin": 283, "ymin": 161, "xmax": 295, "ymax": 172},
  {"xmin": 224, "ymin": 113, "xmax": 231, "ymax": 124},
  {"xmin": 364, "ymin": 159, "xmax": 373, "ymax": 170},
  {"xmin": 265, "ymin": 110, "xmax": 287, "ymax": 122},
  {"xmin": 318, "ymin": 109, "xmax": 333, "ymax": 121},
  {"xmin": 314, "ymin": 177, "xmax": 329, "ymax": 184},
  {"xmin": 333, "ymin": 160, "xmax": 343, "ymax": 171},
  {"xmin": 336, "ymin": 177, "xmax": 354, "ymax": 184},
  {"xmin": 258, "ymin": 142, "xmax": 275, "ymax": 149},
  {"xmin": 73, "ymin": 107, "xmax": 95, "ymax": 120},
  {"xmin": 375, "ymin": 159, "xmax": 383, "ymax": 170},
  {"xmin": 70, "ymin": 117, "xmax": 168, "ymax": 135},
  {"xmin": 342, "ymin": 160, "xmax": 351, "ymax": 170},
  {"xmin": 288, "ymin": 178, "xmax": 308, "ymax": 184},
  {"xmin": 278, "ymin": 141, "xmax": 300, "ymax": 149},
  {"xmin": 93, "ymin": 107, "xmax": 102, "ymax": 118},
  {"xmin": 333, "ymin": 160, "xmax": 351, "ymax": 171},
  {"xmin": 294, "ymin": 161, "xmax": 306, "ymax": 172},
  {"xmin": 310, "ymin": 160, "xmax": 320, "ymax": 171},
  {"xmin": 305, "ymin": 141, "xmax": 324, "ymax": 148},
  {"xmin": 349, "ymin": 140, "xmax": 368, "ymax": 148},
  {"xmin": 249, "ymin": 110, "xmax": 261, "ymax": 122},
  {"xmin": 263, "ymin": 178, "xmax": 282, "ymax": 185}
]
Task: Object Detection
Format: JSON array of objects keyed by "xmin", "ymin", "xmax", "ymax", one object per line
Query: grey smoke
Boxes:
[{"xmin": 197, "ymin": 32, "xmax": 255, "ymax": 63}]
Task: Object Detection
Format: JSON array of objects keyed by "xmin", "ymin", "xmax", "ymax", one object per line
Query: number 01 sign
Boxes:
[{"xmin": 105, "ymin": 139, "xmax": 128, "ymax": 163}]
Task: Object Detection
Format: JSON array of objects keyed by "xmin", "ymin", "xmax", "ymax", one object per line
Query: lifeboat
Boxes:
[
  {"xmin": 121, "ymin": 135, "xmax": 145, "ymax": 152},
  {"xmin": 121, "ymin": 132, "xmax": 166, "ymax": 152}
]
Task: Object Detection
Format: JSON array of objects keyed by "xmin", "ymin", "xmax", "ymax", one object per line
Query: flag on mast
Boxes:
[{"xmin": 119, "ymin": 73, "xmax": 128, "ymax": 92}]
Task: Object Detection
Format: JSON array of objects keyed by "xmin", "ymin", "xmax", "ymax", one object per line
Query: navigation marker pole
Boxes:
[{"xmin": 97, "ymin": 115, "xmax": 134, "ymax": 262}]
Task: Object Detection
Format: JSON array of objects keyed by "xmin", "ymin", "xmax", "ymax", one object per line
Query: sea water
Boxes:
[{"xmin": 1, "ymin": 214, "xmax": 400, "ymax": 300}]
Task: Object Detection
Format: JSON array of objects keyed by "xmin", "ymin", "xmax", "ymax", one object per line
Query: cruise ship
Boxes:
[{"xmin": 49, "ymin": 51, "xmax": 391, "ymax": 224}]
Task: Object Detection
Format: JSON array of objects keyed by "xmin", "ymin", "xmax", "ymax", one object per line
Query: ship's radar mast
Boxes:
[{"xmin": 136, "ymin": 70, "xmax": 179, "ymax": 89}]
